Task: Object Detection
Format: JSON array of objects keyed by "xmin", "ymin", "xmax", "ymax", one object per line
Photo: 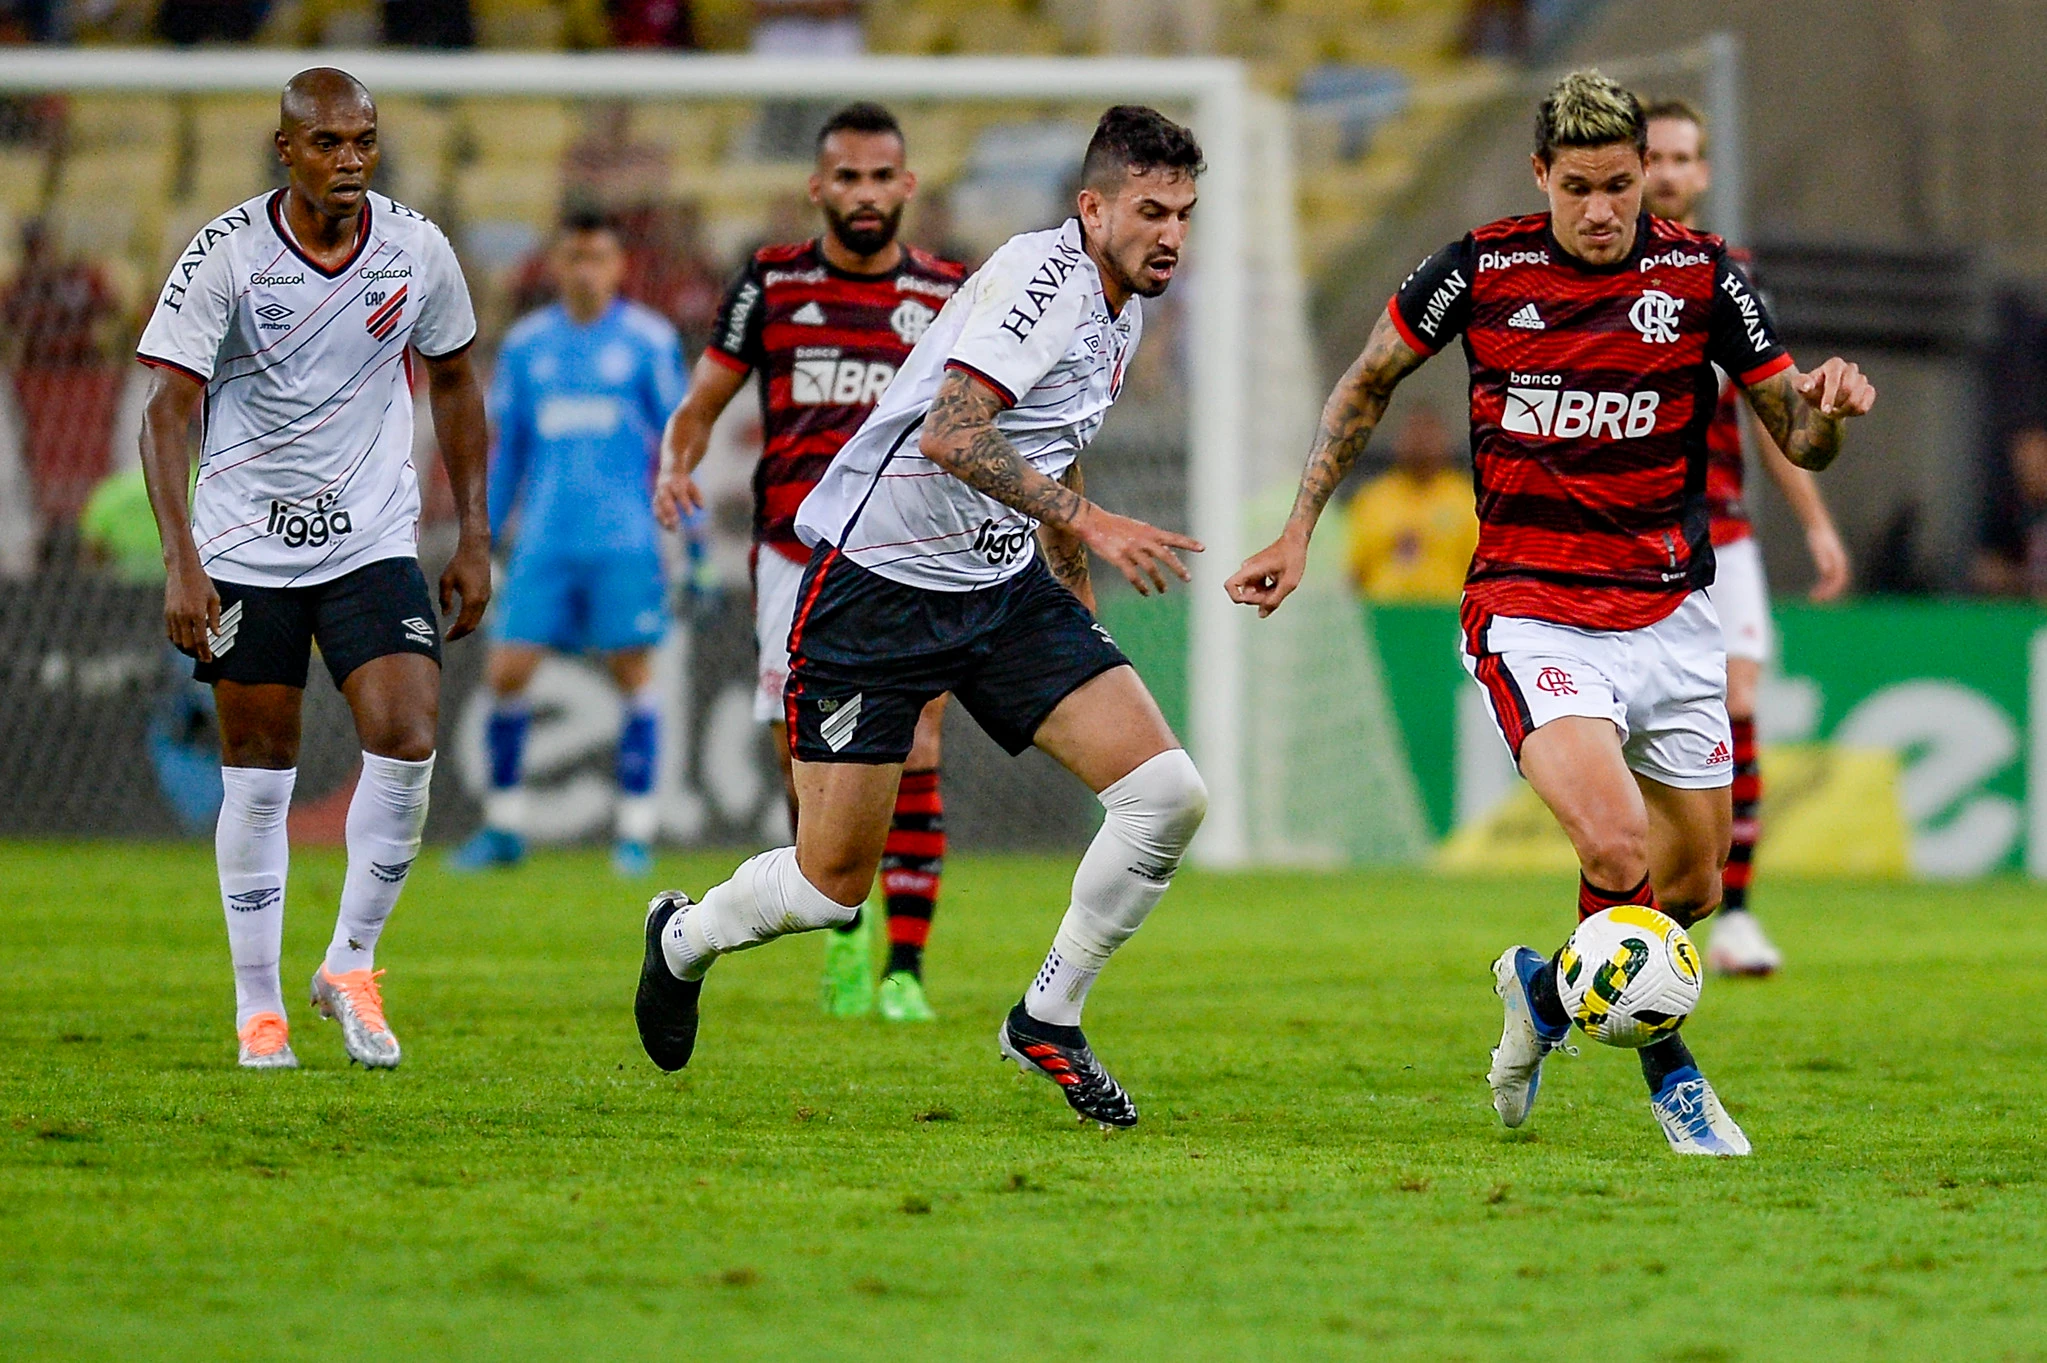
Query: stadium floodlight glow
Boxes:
[{"xmin": 0, "ymin": 49, "xmax": 1255, "ymax": 865}]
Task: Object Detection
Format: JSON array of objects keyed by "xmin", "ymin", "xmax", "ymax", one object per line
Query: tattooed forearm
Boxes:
[
  {"xmin": 1744, "ymin": 371, "xmax": 1843, "ymax": 472},
  {"xmin": 1037, "ymin": 461, "xmax": 1093, "ymax": 606},
  {"xmin": 920, "ymin": 369, "xmax": 1089, "ymax": 527},
  {"xmin": 1285, "ymin": 312, "xmax": 1427, "ymax": 536}
]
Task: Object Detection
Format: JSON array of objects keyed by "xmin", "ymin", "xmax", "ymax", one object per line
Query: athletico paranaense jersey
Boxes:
[
  {"xmin": 1704, "ymin": 246, "xmax": 1761, "ymax": 546},
  {"xmin": 137, "ymin": 189, "xmax": 477, "ymax": 588},
  {"xmin": 1388, "ymin": 212, "xmax": 1791, "ymax": 632},
  {"xmin": 706, "ymin": 238, "xmax": 965, "ymax": 563},
  {"xmin": 795, "ymin": 218, "xmax": 1141, "ymax": 592}
]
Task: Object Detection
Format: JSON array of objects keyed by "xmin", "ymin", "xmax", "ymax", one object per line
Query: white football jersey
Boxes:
[
  {"xmin": 137, "ymin": 190, "xmax": 477, "ymax": 588},
  {"xmin": 794, "ymin": 217, "xmax": 1141, "ymax": 591}
]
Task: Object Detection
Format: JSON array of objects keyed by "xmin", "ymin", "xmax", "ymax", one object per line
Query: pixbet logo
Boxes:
[
  {"xmin": 791, "ymin": 357, "xmax": 895, "ymax": 406},
  {"xmin": 1629, "ymin": 289, "xmax": 1684, "ymax": 344},
  {"xmin": 1479, "ymin": 250, "xmax": 1544, "ymax": 272},
  {"xmin": 1536, "ymin": 667, "xmax": 1577, "ymax": 696},
  {"xmin": 266, "ymin": 493, "xmax": 352, "ymax": 549},
  {"xmin": 1501, "ymin": 385, "xmax": 1659, "ymax": 440},
  {"xmin": 1639, "ymin": 248, "xmax": 1708, "ymax": 273}
]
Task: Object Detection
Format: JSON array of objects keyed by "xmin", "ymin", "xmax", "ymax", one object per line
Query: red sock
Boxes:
[
  {"xmin": 1723, "ymin": 717, "xmax": 1760, "ymax": 913},
  {"xmin": 1578, "ymin": 872, "xmax": 1658, "ymax": 921},
  {"xmin": 881, "ymin": 769, "xmax": 943, "ymax": 977}
]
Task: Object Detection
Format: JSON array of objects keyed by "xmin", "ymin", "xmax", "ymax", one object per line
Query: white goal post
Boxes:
[{"xmin": 0, "ymin": 48, "xmax": 1259, "ymax": 864}]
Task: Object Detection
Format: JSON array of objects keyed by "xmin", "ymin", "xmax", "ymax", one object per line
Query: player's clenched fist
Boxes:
[
  {"xmin": 164, "ymin": 558, "xmax": 222, "ymax": 662},
  {"xmin": 1796, "ymin": 357, "xmax": 1876, "ymax": 421},
  {"xmin": 1226, "ymin": 535, "xmax": 1307, "ymax": 617},
  {"xmin": 1074, "ymin": 505, "xmax": 1203, "ymax": 596}
]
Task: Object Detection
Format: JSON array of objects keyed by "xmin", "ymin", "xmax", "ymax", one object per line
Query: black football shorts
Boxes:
[
  {"xmin": 783, "ymin": 547, "xmax": 1129, "ymax": 764},
  {"xmin": 191, "ymin": 556, "xmax": 443, "ymax": 689}
]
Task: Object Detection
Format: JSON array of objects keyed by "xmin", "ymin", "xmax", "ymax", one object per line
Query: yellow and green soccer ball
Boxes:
[{"xmin": 1556, "ymin": 905, "xmax": 1703, "ymax": 1048}]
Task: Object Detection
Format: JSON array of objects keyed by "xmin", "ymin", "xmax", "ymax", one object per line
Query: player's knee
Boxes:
[
  {"xmin": 1102, "ymin": 748, "xmax": 1207, "ymax": 863},
  {"xmin": 1575, "ymin": 822, "xmax": 1647, "ymax": 889},
  {"xmin": 221, "ymin": 733, "xmax": 299, "ymax": 769},
  {"xmin": 795, "ymin": 843, "xmax": 878, "ymax": 908},
  {"xmin": 363, "ymin": 721, "xmax": 436, "ymax": 764}
]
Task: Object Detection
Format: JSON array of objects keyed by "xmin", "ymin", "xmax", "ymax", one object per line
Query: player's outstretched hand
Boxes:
[
  {"xmin": 1806, "ymin": 520, "xmax": 1851, "ymax": 602},
  {"xmin": 1226, "ymin": 536, "xmax": 1307, "ymax": 618},
  {"xmin": 1796, "ymin": 357, "xmax": 1876, "ymax": 421},
  {"xmin": 440, "ymin": 538, "xmax": 492, "ymax": 642},
  {"xmin": 164, "ymin": 558, "xmax": 220, "ymax": 662},
  {"xmin": 1075, "ymin": 505, "xmax": 1202, "ymax": 596},
  {"xmin": 652, "ymin": 466, "xmax": 704, "ymax": 533}
]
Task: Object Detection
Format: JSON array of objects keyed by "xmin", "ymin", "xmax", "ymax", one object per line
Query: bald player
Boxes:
[{"xmin": 137, "ymin": 68, "xmax": 488, "ymax": 1070}]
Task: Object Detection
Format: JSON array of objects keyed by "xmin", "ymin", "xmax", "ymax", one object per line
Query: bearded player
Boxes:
[
  {"xmin": 1642, "ymin": 98, "xmax": 1850, "ymax": 976},
  {"xmin": 637, "ymin": 106, "xmax": 1208, "ymax": 1130},
  {"xmin": 1229, "ymin": 72, "xmax": 1874, "ymax": 1154},
  {"xmin": 653, "ymin": 103, "xmax": 966, "ymax": 1023},
  {"xmin": 137, "ymin": 69, "xmax": 487, "ymax": 1070}
]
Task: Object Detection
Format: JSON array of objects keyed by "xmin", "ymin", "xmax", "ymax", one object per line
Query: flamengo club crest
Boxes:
[
  {"xmin": 890, "ymin": 298, "xmax": 934, "ymax": 345},
  {"xmin": 1536, "ymin": 666, "xmax": 1577, "ymax": 695},
  {"xmin": 1629, "ymin": 289, "xmax": 1683, "ymax": 344}
]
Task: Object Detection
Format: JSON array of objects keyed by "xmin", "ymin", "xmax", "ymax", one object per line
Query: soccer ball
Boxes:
[{"xmin": 1556, "ymin": 905, "xmax": 1703, "ymax": 1048}]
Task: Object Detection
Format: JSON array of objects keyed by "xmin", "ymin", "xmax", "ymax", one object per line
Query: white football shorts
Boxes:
[
  {"xmin": 753, "ymin": 546, "xmax": 808, "ymax": 723},
  {"xmin": 1460, "ymin": 590, "xmax": 1733, "ymax": 789},
  {"xmin": 1706, "ymin": 534, "xmax": 1773, "ymax": 664}
]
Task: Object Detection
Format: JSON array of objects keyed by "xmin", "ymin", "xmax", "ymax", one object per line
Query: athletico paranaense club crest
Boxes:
[{"xmin": 365, "ymin": 284, "xmax": 407, "ymax": 341}]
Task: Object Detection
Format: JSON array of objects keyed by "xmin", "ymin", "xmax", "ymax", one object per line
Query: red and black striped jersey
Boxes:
[
  {"xmin": 706, "ymin": 239, "xmax": 966, "ymax": 562},
  {"xmin": 1704, "ymin": 247, "xmax": 1760, "ymax": 546},
  {"xmin": 1389, "ymin": 212, "xmax": 1791, "ymax": 632}
]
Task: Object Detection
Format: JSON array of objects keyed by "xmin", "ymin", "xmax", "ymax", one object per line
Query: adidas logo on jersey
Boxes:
[
  {"xmin": 1502, "ymin": 386, "xmax": 1660, "ymax": 440},
  {"xmin": 1507, "ymin": 303, "xmax": 1546, "ymax": 330},
  {"xmin": 207, "ymin": 599, "xmax": 244, "ymax": 658},
  {"xmin": 790, "ymin": 300, "xmax": 827, "ymax": 325}
]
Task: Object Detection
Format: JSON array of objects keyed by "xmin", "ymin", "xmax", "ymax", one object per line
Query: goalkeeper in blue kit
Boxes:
[{"xmin": 451, "ymin": 211, "xmax": 687, "ymax": 876}]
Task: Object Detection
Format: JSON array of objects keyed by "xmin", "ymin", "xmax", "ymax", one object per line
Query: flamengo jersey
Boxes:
[
  {"xmin": 795, "ymin": 218, "xmax": 1141, "ymax": 592},
  {"xmin": 707, "ymin": 238, "xmax": 965, "ymax": 563},
  {"xmin": 136, "ymin": 189, "xmax": 477, "ymax": 588},
  {"xmin": 1390, "ymin": 211, "xmax": 1791, "ymax": 632}
]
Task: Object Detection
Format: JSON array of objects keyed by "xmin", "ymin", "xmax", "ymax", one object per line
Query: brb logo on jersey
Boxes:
[
  {"xmin": 1501, "ymin": 373, "xmax": 1660, "ymax": 440},
  {"xmin": 266, "ymin": 492, "xmax": 353, "ymax": 549},
  {"xmin": 791, "ymin": 353, "xmax": 896, "ymax": 406},
  {"xmin": 1629, "ymin": 289, "xmax": 1684, "ymax": 344}
]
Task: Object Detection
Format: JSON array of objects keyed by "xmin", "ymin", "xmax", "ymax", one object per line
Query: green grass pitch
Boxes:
[{"xmin": 4, "ymin": 842, "xmax": 2045, "ymax": 1361}]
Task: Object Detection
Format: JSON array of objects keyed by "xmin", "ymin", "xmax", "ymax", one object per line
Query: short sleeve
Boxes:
[
  {"xmin": 705, "ymin": 258, "xmax": 766, "ymax": 373},
  {"xmin": 412, "ymin": 224, "xmax": 478, "ymax": 359},
  {"xmin": 942, "ymin": 255, "xmax": 1091, "ymax": 406},
  {"xmin": 1709, "ymin": 252, "xmax": 1793, "ymax": 387},
  {"xmin": 1387, "ymin": 236, "xmax": 1477, "ymax": 357},
  {"xmin": 136, "ymin": 240, "xmax": 234, "ymax": 384}
]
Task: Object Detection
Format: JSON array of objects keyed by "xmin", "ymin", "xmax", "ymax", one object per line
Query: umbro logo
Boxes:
[
  {"xmin": 208, "ymin": 599, "xmax": 244, "ymax": 658},
  {"xmin": 1508, "ymin": 303, "xmax": 1546, "ymax": 330},
  {"xmin": 1706, "ymin": 740, "xmax": 1732, "ymax": 765},
  {"xmin": 369, "ymin": 859, "xmax": 413, "ymax": 884},
  {"xmin": 401, "ymin": 615, "xmax": 435, "ymax": 647},
  {"xmin": 819, "ymin": 692, "xmax": 863, "ymax": 752},
  {"xmin": 254, "ymin": 302, "xmax": 293, "ymax": 322},
  {"xmin": 790, "ymin": 301, "xmax": 827, "ymax": 325},
  {"xmin": 227, "ymin": 886, "xmax": 280, "ymax": 913}
]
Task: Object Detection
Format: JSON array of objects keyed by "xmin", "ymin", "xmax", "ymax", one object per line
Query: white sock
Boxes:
[
  {"xmin": 324, "ymin": 752, "xmax": 434, "ymax": 976},
  {"xmin": 1025, "ymin": 749, "xmax": 1207, "ymax": 1028},
  {"xmin": 661, "ymin": 845, "xmax": 859, "ymax": 981},
  {"xmin": 217, "ymin": 766, "xmax": 297, "ymax": 1028}
]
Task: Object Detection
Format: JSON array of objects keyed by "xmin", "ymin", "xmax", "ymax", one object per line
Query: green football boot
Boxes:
[
  {"xmin": 821, "ymin": 909, "xmax": 876, "ymax": 1018},
  {"xmin": 877, "ymin": 970, "xmax": 937, "ymax": 1023}
]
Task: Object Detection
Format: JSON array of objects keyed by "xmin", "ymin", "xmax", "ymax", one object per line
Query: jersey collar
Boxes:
[
  {"xmin": 813, "ymin": 236, "xmax": 905, "ymax": 283},
  {"xmin": 1542, "ymin": 211, "xmax": 1653, "ymax": 275},
  {"xmin": 267, "ymin": 189, "xmax": 374, "ymax": 279}
]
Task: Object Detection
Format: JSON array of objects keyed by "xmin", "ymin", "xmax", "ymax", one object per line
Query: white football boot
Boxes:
[
  {"xmin": 310, "ymin": 965, "xmax": 402, "ymax": 1068},
  {"xmin": 1706, "ymin": 910, "xmax": 1783, "ymax": 977},
  {"xmin": 1651, "ymin": 1073, "xmax": 1752, "ymax": 1156},
  {"xmin": 1488, "ymin": 946, "xmax": 1572, "ymax": 1128},
  {"xmin": 236, "ymin": 1012, "xmax": 298, "ymax": 1069}
]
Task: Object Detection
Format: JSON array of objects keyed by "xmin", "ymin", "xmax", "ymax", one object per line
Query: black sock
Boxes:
[
  {"xmin": 1528, "ymin": 949, "xmax": 1570, "ymax": 1032},
  {"xmin": 1007, "ymin": 999, "xmax": 1084, "ymax": 1048},
  {"xmin": 1639, "ymin": 1033, "xmax": 1697, "ymax": 1094},
  {"xmin": 831, "ymin": 905, "xmax": 863, "ymax": 935},
  {"xmin": 886, "ymin": 942, "xmax": 923, "ymax": 976}
]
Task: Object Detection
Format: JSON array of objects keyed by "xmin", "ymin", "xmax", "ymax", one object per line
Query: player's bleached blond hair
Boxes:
[
  {"xmin": 1534, "ymin": 69, "xmax": 1646, "ymax": 164},
  {"xmin": 1642, "ymin": 96, "xmax": 1710, "ymax": 158}
]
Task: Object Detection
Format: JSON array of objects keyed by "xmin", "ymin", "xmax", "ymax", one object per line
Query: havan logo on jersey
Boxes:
[
  {"xmin": 1501, "ymin": 374, "xmax": 1661, "ymax": 440},
  {"xmin": 265, "ymin": 492, "xmax": 353, "ymax": 549},
  {"xmin": 998, "ymin": 235, "xmax": 1086, "ymax": 340},
  {"xmin": 791, "ymin": 355, "xmax": 896, "ymax": 406}
]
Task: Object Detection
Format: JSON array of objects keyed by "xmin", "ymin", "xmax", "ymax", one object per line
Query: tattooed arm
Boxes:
[
  {"xmin": 1742, "ymin": 357, "xmax": 1876, "ymax": 473},
  {"xmin": 1036, "ymin": 461, "xmax": 1095, "ymax": 611},
  {"xmin": 919, "ymin": 368, "xmax": 1202, "ymax": 595},
  {"xmin": 1226, "ymin": 309, "xmax": 1428, "ymax": 616}
]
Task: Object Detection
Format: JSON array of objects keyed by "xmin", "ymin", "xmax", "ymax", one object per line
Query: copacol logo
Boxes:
[{"xmin": 266, "ymin": 492, "xmax": 352, "ymax": 548}]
